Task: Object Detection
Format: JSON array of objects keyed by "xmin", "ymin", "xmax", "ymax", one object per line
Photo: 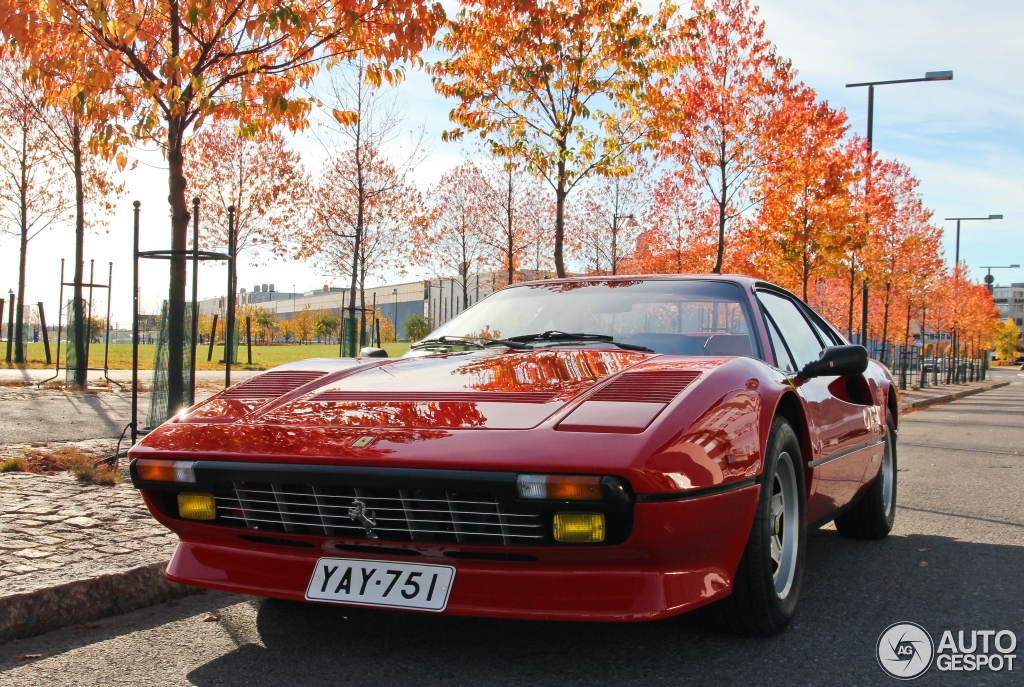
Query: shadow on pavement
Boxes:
[{"xmin": 185, "ymin": 530, "xmax": 1024, "ymax": 687}]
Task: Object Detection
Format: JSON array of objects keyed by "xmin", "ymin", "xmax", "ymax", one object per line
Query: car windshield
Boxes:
[{"xmin": 425, "ymin": 279, "xmax": 758, "ymax": 357}]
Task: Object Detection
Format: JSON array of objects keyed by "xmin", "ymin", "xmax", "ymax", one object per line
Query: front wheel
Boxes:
[
  {"xmin": 835, "ymin": 410, "xmax": 897, "ymax": 539},
  {"xmin": 712, "ymin": 416, "xmax": 806, "ymax": 636}
]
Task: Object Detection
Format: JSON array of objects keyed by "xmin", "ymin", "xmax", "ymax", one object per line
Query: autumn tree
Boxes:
[
  {"xmin": 861, "ymin": 159, "xmax": 943, "ymax": 358},
  {"xmin": 0, "ymin": 0, "xmax": 443, "ymax": 411},
  {"xmin": 417, "ymin": 162, "xmax": 490, "ymax": 313},
  {"xmin": 302, "ymin": 61, "xmax": 427, "ymax": 353},
  {"xmin": 0, "ymin": 58, "xmax": 69, "ymax": 363},
  {"xmin": 569, "ymin": 158, "xmax": 651, "ymax": 275},
  {"xmin": 624, "ymin": 170, "xmax": 716, "ymax": 274},
  {"xmin": 665, "ymin": 0, "xmax": 793, "ymax": 274},
  {"xmin": 185, "ymin": 124, "xmax": 308, "ymax": 298},
  {"xmin": 746, "ymin": 88, "xmax": 855, "ymax": 302},
  {"xmin": 433, "ymin": 0, "xmax": 689, "ymax": 277},
  {"xmin": 315, "ymin": 310, "xmax": 341, "ymax": 344},
  {"xmin": 475, "ymin": 152, "xmax": 550, "ymax": 286}
]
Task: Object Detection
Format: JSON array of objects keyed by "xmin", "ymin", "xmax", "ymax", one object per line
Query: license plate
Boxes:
[{"xmin": 305, "ymin": 558, "xmax": 455, "ymax": 612}]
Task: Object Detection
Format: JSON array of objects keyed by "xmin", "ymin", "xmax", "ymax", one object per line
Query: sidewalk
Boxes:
[
  {"xmin": 0, "ymin": 472, "xmax": 199, "ymax": 643},
  {"xmin": 0, "ymin": 368, "xmax": 260, "ymax": 386},
  {"xmin": 897, "ymin": 377, "xmax": 1009, "ymax": 415}
]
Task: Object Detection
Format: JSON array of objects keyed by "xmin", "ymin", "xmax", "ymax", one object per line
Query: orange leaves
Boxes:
[
  {"xmin": 1, "ymin": 0, "xmax": 444, "ymax": 146},
  {"xmin": 331, "ymin": 109, "xmax": 359, "ymax": 126}
]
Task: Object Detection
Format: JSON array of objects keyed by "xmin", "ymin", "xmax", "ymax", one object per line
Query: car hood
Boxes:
[{"xmin": 180, "ymin": 348, "xmax": 655, "ymax": 431}]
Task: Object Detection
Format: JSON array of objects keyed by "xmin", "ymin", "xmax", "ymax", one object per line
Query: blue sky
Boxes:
[{"xmin": 2, "ymin": 0, "xmax": 1021, "ymax": 324}]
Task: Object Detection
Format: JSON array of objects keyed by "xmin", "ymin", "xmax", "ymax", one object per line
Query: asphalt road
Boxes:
[{"xmin": 3, "ymin": 369, "xmax": 1022, "ymax": 686}]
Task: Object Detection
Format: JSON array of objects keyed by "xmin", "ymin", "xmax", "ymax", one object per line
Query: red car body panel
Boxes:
[{"xmin": 129, "ymin": 275, "xmax": 896, "ymax": 621}]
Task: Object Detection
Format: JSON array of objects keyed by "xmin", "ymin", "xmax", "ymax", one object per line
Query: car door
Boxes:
[{"xmin": 755, "ymin": 290, "xmax": 877, "ymax": 523}]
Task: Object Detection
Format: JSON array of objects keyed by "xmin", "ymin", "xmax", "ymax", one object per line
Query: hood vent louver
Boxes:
[
  {"xmin": 589, "ymin": 370, "xmax": 701, "ymax": 404},
  {"xmin": 221, "ymin": 370, "xmax": 328, "ymax": 399}
]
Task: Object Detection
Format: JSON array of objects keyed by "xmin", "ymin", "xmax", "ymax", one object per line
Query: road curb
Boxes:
[
  {"xmin": 901, "ymin": 380, "xmax": 1009, "ymax": 414},
  {"xmin": 0, "ymin": 561, "xmax": 203, "ymax": 644}
]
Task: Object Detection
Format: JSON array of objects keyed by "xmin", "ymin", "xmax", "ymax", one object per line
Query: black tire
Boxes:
[
  {"xmin": 835, "ymin": 411, "xmax": 897, "ymax": 539},
  {"xmin": 712, "ymin": 416, "xmax": 807, "ymax": 636}
]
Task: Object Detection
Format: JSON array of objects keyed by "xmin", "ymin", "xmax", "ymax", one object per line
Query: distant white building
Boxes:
[
  {"xmin": 198, "ymin": 272, "xmax": 549, "ymax": 340},
  {"xmin": 992, "ymin": 283, "xmax": 1024, "ymax": 329}
]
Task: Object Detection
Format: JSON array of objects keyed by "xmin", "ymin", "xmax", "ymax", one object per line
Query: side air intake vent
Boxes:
[
  {"xmin": 589, "ymin": 370, "xmax": 701, "ymax": 404},
  {"xmin": 221, "ymin": 371, "xmax": 327, "ymax": 399}
]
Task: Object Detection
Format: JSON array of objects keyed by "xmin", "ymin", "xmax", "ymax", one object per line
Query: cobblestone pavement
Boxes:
[{"xmin": 0, "ymin": 472, "xmax": 177, "ymax": 597}]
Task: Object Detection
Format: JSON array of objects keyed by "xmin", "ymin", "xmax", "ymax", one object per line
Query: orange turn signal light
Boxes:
[
  {"xmin": 136, "ymin": 459, "xmax": 196, "ymax": 483},
  {"xmin": 517, "ymin": 474, "xmax": 603, "ymax": 501}
]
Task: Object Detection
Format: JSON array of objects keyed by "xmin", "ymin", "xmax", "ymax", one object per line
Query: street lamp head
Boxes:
[
  {"xmin": 925, "ymin": 70, "xmax": 953, "ymax": 81},
  {"xmin": 989, "ymin": 214, "xmax": 1003, "ymax": 220}
]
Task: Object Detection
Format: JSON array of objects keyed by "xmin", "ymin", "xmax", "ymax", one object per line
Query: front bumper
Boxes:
[{"xmin": 146, "ymin": 483, "xmax": 760, "ymax": 621}]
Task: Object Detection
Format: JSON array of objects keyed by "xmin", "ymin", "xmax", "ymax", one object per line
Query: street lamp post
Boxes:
[
  {"xmin": 846, "ymin": 70, "xmax": 952, "ymax": 347},
  {"xmin": 392, "ymin": 288, "xmax": 398, "ymax": 340},
  {"xmin": 945, "ymin": 215, "xmax": 1003, "ymax": 381},
  {"xmin": 610, "ymin": 214, "xmax": 639, "ymax": 276},
  {"xmin": 946, "ymin": 215, "xmax": 1004, "ymax": 267},
  {"xmin": 980, "ymin": 264, "xmax": 1020, "ymax": 294}
]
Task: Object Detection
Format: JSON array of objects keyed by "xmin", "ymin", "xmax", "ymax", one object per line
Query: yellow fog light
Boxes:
[
  {"xmin": 553, "ymin": 512, "xmax": 605, "ymax": 543},
  {"xmin": 177, "ymin": 493, "xmax": 216, "ymax": 521}
]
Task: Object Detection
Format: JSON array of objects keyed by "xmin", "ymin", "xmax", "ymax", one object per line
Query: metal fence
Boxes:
[{"xmin": 860, "ymin": 341, "xmax": 989, "ymax": 391}]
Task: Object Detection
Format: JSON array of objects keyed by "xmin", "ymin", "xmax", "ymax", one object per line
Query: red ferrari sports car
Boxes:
[{"xmin": 129, "ymin": 276, "xmax": 898, "ymax": 636}]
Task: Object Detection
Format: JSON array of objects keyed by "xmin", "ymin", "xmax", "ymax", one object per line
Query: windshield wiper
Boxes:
[
  {"xmin": 504, "ymin": 331, "xmax": 654, "ymax": 352},
  {"xmin": 410, "ymin": 336, "xmax": 530, "ymax": 350}
]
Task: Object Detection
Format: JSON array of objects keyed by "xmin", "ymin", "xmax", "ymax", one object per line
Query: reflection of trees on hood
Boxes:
[
  {"xmin": 261, "ymin": 399, "xmax": 488, "ymax": 429},
  {"xmin": 454, "ymin": 349, "xmax": 647, "ymax": 398}
]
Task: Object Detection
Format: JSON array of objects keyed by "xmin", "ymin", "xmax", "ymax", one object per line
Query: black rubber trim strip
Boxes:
[
  {"xmin": 806, "ymin": 439, "xmax": 884, "ymax": 469},
  {"xmin": 130, "ymin": 460, "xmax": 635, "ymax": 511},
  {"xmin": 635, "ymin": 477, "xmax": 758, "ymax": 503}
]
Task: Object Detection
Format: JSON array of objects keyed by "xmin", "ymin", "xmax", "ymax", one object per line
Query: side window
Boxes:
[
  {"xmin": 764, "ymin": 313, "xmax": 796, "ymax": 373},
  {"xmin": 757, "ymin": 291, "xmax": 825, "ymax": 371},
  {"xmin": 804, "ymin": 308, "xmax": 842, "ymax": 345}
]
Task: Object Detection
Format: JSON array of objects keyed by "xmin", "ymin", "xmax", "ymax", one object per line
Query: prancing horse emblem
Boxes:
[{"xmin": 348, "ymin": 499, "xmax": 379, "ymax": 539}]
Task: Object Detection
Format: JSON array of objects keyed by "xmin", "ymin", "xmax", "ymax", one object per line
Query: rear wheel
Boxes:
[
  {"xmin": 835, "ymin": 410, "xmax": 897, "ymax": 539},
  {"xmin": 713, "ymin": 416, "xmax": 806, "ymax": 636}
]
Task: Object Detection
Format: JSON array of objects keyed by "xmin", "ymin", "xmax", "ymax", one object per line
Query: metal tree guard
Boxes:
[
  {"xmin": 39, "ymin": 258, "xmax": 117, "ymax": 386},
  {"xmin": 131, "ymin": 199, "xmax": 234, "ymax": 444}
]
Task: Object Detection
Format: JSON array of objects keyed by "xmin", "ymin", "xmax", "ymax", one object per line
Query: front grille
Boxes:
[{"xmin": 213, "ymin": 483, "xmax": 546, "ymax": 545}]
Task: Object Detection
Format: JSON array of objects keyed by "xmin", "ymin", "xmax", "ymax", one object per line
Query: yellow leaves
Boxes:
[{"xmin": 45, "ymin": 0, "xmax": 61, "ymax": 22}]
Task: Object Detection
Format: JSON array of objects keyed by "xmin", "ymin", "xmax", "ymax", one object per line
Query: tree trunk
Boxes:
[
  {"xmin": 554, "ymin": 162, "xmax": 567, "ymax": 278},
  {"xmin": 506, "ymin": 169, "xmax": 514, "ymax": 285},
  {"xmin": 166, "ymin": 115, "xmax": 190, "ymax": 414},
  {"xmin": 713, "ymin": 144, "xmax": 727, "ymax": 274},
  {"xmin": 847, "ymin": 262, "xmax": 856, "ymax": 339},
  {"xmin": 15, "ymin": 125, "xmax": 28, "ymax": 363},
  {"xmin": 72, "ymin": 117, "xmax": 87, "ymax": 387},
  {"xmin": 880, "ymin": 282, "xmax": 892, "ymax": 365}
]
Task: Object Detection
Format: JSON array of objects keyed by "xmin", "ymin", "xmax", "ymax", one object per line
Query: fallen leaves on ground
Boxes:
[
  {"xmin": 202, "ymin": 615, "xmax": 219, "ymax": 622},
  {"xmin": 15, "ymin": 654, "xmax": 42, "ymax": 659}
]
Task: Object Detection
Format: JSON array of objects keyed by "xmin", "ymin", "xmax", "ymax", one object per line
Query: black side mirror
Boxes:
[
  {"xmin": 798, "ymin": 345, "xmax": 868, "ymax": 380},
  {"xmin": 359, "ymin": 347, "xmax": 388, "ymax": 358}
]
